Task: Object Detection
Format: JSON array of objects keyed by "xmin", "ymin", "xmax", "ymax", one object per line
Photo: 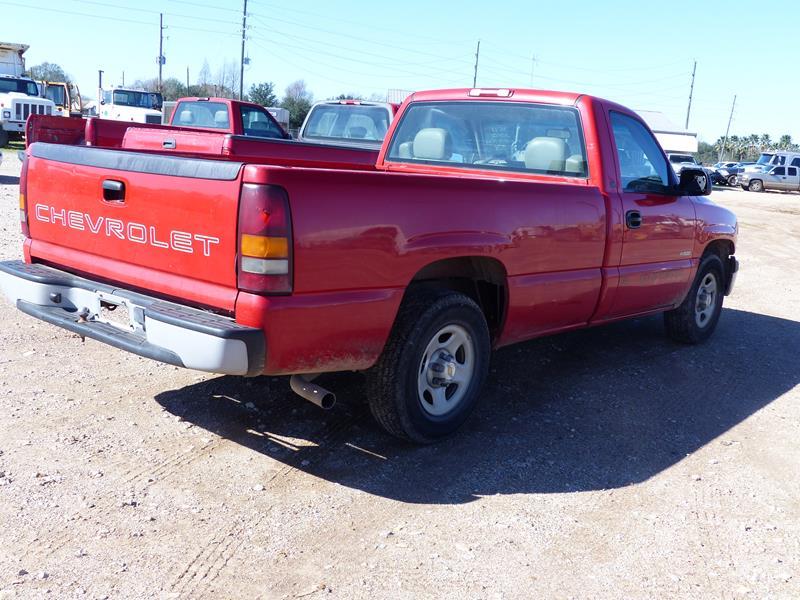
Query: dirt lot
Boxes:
[{"xmin": 0, "ymin": 151, "xmax": 798, "ymax": 599}]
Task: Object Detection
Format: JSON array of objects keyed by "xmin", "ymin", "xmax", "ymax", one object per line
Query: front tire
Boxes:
[
  {"xmin": 366, "ymin": 289, "xmax": 490, "ymax": 443},
  {"xmin": 749, "ymin": 179, "xmax": 764, "ymax": 192},
  {"xmin": 664, "ymin": 254, "xmax": 725, "ymax": 344},
  {"xmin": 727, "ymin": 174, "xmax": 737, "ymax": 186}
]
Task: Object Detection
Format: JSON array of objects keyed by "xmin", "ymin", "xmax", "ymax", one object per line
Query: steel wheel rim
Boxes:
[
  {"xmin": 417, "ymin": 324, "xmax": 475, "ymax": 417},
  {"xmin": 695, "ymin": 272, "xmax": 718, "ymax": 328}
]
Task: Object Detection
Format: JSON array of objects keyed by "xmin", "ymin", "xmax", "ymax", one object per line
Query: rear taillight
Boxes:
[
  {"xmin": 19, "ymin": 153, "xmax": 29, "ymax": 238},
  {"xmin": 237, "ymin": 184, "xmax": 293, "ymax": 294}
]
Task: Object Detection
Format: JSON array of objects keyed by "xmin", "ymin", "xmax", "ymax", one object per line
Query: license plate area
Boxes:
[{"xmin": 99, "ymin": 299, "xmax": 131, "ymax": 330}]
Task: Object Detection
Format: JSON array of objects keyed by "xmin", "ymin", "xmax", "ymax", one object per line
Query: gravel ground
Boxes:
[{"xmin": 0, "ymin": 154, "xmax": 798, "ymax": 599}]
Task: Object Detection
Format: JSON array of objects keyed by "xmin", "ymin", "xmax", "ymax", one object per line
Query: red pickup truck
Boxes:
[
  {"xmin": 1, "ymin": 87, "xmax": 738, "ymax": 443},
  {"xmin": 167, "ymin": 97, "xmax": 289, "ymax": 140}
]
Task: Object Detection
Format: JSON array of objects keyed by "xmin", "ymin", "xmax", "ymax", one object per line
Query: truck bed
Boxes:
[{"xmin": 26, "ymin": 115, "xmax": 380, "ymax": 170}]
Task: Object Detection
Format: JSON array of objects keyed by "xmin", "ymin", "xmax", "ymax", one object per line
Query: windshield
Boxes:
[
  {"xmin": 45, "ymin": 84, "xmax": 67, "ymax": 106},
  {"xmin": 757, "ymin": 153, "xmax": 775, "ymax": 165},
  {"xmin": 304, "ymin": 104, "xmax": 391, "ymax": 143},
  {"xmin": 669, "ymin": 154, "xmax": 695, "ymax": 164},
  {"xmin": 112, "ymin": 89, "xmax": 160, "ymax": 109},
  {"xmin": 0, "ymin": 78, "xmax": 40, "ymax": 97}
]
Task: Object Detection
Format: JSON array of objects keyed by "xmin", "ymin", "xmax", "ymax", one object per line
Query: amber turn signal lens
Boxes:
[
  {"xmin": 19, "ymin": 193, "xmax": 25, "ymax": 210},
  {"xmin": 240, "ymin": 234, "xmax": 288, "ymax": 259}
]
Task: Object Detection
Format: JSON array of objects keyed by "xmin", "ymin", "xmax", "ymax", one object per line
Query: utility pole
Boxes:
[
  {"xmin": 472, "ymin": 40, "xmax": 481, "ymax": 87},
  {"xmin": 719, "ymin": 95, "xmax": 737, "ymax": 162},
  {"xmin": 685, "ymin": 60, "xmax": 696, "ymax": 130},
  {"xmin": 239, "ymin": 0, "xmax": 248, "ymax": 100},
  {"xmin": 97, "ymin": 69, "xmax": 104, "ymax": 105},
  {"xmin": 157, "ymin": 13, "xmax": 166, "ymax": 92},
  {"xmin": 530, "ymin": 54, "xmax": 536, "ymax": 86},
  {"xmin": 186, "ymin": 66, "xmax": 190, "ymax": 94},
  {"xmin": 121, "ymin": 71, "xmax": 124, "ymax": 86}
]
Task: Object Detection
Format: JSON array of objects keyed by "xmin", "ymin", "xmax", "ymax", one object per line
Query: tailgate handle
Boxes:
[
  {"xmin": 162, "ymin": 139, "xmax": 176, "ymax": 149},
  {"xmin": 102, "ymin": 179, "xmax": 125, "ymax": 203}
]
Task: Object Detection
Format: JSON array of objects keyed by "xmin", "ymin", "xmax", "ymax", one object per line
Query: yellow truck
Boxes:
[{"xmin": 38, "ymin": 81, "xmax": 82, "ymax": 118}]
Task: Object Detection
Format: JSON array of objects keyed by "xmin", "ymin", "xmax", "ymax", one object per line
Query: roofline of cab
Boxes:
[{"xmin": 405, "ymin": 88, "xmax": 585, "ymax": 106}]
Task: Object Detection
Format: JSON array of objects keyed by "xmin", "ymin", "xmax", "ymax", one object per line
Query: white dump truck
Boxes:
[{"xmin": 0, "ymin": 42, "xmax": 55, "ymax": 146}]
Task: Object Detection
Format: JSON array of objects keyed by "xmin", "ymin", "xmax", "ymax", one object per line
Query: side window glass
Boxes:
[
  {"xmin": 241, "ymin": 106, "xmax": 283, "ymax": 138},
  {"xmin": 788, "ymin": 167, "xmax": 797, "ymax": 177},
  {"xmin": 610, "ymin": 111, "xmax": 671, "ymax": 193},
  {"xmin": 791, "ymin": 157, "xmax": 800, "ymax": 167},
  {"xmin": 774, "ymin": 167, "xmax": 786, "ymax": 176}
]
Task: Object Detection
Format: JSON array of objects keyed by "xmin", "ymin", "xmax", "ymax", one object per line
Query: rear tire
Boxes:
[
  {"xmin": 749, "ymin": 179, "xmax": 764, "ymax": 192},
  {"xmin": 664, "ymin": 254, "xmax": 725, "ymax": 344},
  {"xmin": 0, "ymin": 130, "xmax": 8, "ymax": 148},
  {"xmin": 366, "ymin": 289, "xmax": 490, "ymax": 444},
  {"xmin": 727, "ymin": 175, "xmax": 737, "ymax": 186}
]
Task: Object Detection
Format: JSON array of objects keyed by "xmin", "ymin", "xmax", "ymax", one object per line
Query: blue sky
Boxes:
[{"xmin": 2, "ymin": 0, "xmax": 796, "ymax": 143}]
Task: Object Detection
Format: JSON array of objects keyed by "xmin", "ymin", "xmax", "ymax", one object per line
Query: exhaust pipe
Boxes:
[{"xmin": 289, "ymin": 374, "xmax": 336, "ymax": 410}]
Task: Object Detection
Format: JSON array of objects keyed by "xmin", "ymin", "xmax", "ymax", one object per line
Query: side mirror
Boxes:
[{"xmin": 678, "ymin": 168, "xmax": 712, "ymax": 196}]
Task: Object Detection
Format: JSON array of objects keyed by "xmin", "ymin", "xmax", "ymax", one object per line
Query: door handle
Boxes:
[
  {"xmin": 102, "ymin": 179, "xmax": 125, "ymax": 203},
  {"xmin": 625, "ymin": 210, "xmax": 642, "ymax": 229},
  {"xmin": 162, "ymin": 139, "xmax": 176, "ymax": 149}
]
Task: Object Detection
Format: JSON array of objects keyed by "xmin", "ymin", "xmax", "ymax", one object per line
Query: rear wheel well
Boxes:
[{"xmin": 405, "ymin": 257, "xmax": 508, "ymax": 341}]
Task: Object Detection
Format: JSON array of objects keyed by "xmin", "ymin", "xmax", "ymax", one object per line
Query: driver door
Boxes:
[{"xmin": 605, "ymin": 111, "xmax": 697, "ymax": 318}]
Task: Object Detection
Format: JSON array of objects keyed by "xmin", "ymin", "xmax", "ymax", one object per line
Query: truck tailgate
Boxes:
[{"xmin": 25, "ymin": 143, "xmax": 243, "ymax": 311}]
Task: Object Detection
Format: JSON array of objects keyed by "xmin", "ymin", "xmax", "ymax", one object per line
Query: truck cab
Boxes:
[
  {"xmin": 0, "ymin": 74, "xmax": 54, "ymax": 146},
  {"xmin": 98, "ymin": 87, "xmax": 162, "ymax": 124},
  {"xmin": 38, "ymin": 81, "xmax": 82, "ymax": 118},
  {"xmin": 169, "ymin": 97, "xmax": 290, "ymax": 139}
]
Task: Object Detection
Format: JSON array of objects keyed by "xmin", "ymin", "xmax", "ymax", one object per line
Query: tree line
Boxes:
[{"xmin": 698, "ymin": 133, "xmax": 799, "ymax": 164}]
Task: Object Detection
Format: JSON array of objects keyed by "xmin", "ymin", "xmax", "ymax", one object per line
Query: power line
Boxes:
[
  {"xmin": 62, "ymin": 0, "xmax": 242, "ymax": 26},
  {"xmin": 247, "ymin": 13, "xmax": 473, "ymax": 67}
]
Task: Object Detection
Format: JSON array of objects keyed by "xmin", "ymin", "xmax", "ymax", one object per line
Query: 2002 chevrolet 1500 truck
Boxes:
[{"xmin": 0, "ymin": 87, "xmax": 739, "ymax": 443}]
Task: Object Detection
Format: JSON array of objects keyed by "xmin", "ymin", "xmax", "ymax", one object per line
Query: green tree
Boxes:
[
  {"xmin": 29, "ymin": 62, "xmax": 70, "ymax": 82},
  {"xmin": 330, "ymin": 93, "xmax": 363, "ymax": 101},
  {"xmin": 280, "ymin": 79, "xmax": 313, "ymax": 130},
  {"xmin": 132, "ymin": 77, "xmax": 187, "ymax": 101},
  {"xmin": 248, "ymin": 82, "xmax": 278, "ymax": 107},
  {"xmin": 778, "ymin": 134, "xmax": 794, "ymax": 150}
]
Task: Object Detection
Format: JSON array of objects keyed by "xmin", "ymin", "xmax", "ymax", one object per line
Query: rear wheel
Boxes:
[
  {"xmin": 0, "ymin": 130, "xmax": 9, "ymax": 148},
  {"xmin": 664, "ymin": 254, "xmax": 725, "ymax": 344},
  {"xmin": 749, "ymin": 179, "xmax": 764, "ymax": 192},
  {"xmin": 366, "ymin": 289, "xmax": 490, "ymax": 443},
  {"xmin": 727, "ymin": 174, "xmax": 737, "ymax": 186}
]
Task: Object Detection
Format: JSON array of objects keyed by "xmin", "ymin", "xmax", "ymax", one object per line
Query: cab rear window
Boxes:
[
  {"xmin": 174, "ymin": 102, "xmax": 230, "ymax": 129},
  {"xmin": 387, "ymin": 101, "xmax": 587, "ymax": 177},
  {"xmin": 304, "ymin": 105, "xmax": 391, "ymax": 142}
]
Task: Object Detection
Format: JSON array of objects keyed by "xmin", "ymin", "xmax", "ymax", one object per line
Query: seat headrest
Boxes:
[
  {"xmin": 178, "ymin": 110, "xmax": 194, "ymax": 124},
  {"xmin": 214, "ymin": 110, "xmax": 228, "ymax": 126},
  {"xmin": 565, "ymin": 153, "xmax": 587, "ymax": 175},
  {"xmin": 413, "ymin": 128, "xmax": 450, "ymax": 160},
  {"xmin": 348, "ymin": 126, "xmax": 368, "ymax": 139},
  {"xmin": 525, "ymin": 137, "xmax": 567, "ymax": 172}
]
